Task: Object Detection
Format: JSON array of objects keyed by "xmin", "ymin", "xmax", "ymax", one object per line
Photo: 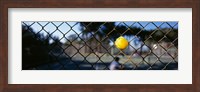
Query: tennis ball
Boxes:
[{"xmin": 115, "ymin": 36, "xmax": 128, "ymax": 50}]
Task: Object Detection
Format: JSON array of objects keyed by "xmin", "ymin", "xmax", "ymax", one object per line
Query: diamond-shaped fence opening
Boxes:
[{"xmin": 22, "ymin": 21, "xmax": 178, "ymax": 70}]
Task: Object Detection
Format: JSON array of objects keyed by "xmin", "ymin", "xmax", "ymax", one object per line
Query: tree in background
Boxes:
[
  {"xmin": 79, "ymin": 22, "xmax": 109, "ymax": 53},
  {"xmin": 78, "ymin": 22, "xmax": 178, "ymax": 54},
  {"xmin": 22, "ymin": 25, "xmax": 60, "ymax": 69}
]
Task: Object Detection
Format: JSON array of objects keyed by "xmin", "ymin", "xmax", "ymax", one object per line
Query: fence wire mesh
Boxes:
[{"xmin": 22, "ymin": 22, "xmax": 178, "ymax": 70}]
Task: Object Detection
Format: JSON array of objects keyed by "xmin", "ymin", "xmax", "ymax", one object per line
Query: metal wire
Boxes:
[{"xmin": 22, "ymin": 22, "xmax": 178, "ymax": 70}]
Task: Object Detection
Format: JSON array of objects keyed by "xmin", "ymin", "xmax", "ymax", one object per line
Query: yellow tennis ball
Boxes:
[{"xmin": 115, "ymin": 36, "xmax": 128, "ymax": 50}]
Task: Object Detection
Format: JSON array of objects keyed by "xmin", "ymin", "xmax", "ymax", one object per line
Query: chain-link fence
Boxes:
[{"xmin": 22, "ymin": 22, "xmax": 178, "ymax": 70}]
